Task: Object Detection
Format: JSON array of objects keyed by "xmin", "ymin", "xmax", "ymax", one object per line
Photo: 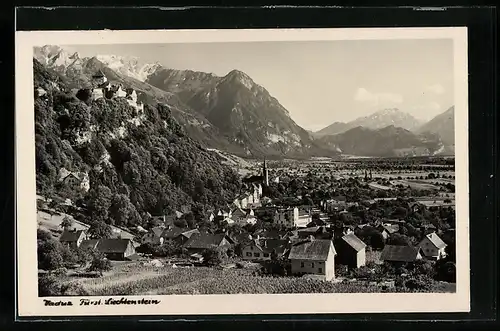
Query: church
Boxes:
[{"xmin": 243, "ymin": 159, "xmax": 270, "ymax": 186}]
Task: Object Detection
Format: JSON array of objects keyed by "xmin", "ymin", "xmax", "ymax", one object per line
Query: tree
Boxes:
[
  {"xmin": 60, "ymin": 215, "xmax": 73, "ymax": 230},
  {"xmin": 387, "ymin": 233, "xmax": 411, "ymax": 246},
  {"xmin": 88, "ymin": 221, "xmax": 112, "ymax": 239},
  {"xmin": 38, "ymin": 274, "xmax": 62, "ymax": 296},
  {"xmin": 37, "ymin": 239, "xmax": 64, "ymax": 271},
  {"xmin": 109, "ymin": 194, "xmax": 140, "ymax": 226},
  {"xmin": 86, "ymin": 185, "xmax": 112, "ymax": 220},
  {"xmin": 202, "ymin": 247, "xmax": 226, "ymax": 266},
  {"xmin": 87, "ymin": 250, "xmax": 112, "ymax": 276}
]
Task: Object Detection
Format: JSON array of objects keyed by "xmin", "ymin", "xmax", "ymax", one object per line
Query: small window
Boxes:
[
  {"xmin": 246, "ymin": 252, "xmax": 252, "ymax": 257},
  {"xmin": 264, "ymin": 253, "xmax": 269, "ymax": 257},
  {"xmin": 250, "ymin": 246, "xmax": 253, "ymax": 250},
  {"xmin": 300, "ymin": 262, "xmax": 304, "ymax": 268},
  {"xmin": 254, "ymin": 253, "xmax": 260, "ymax": 257},
  {"xmin": 318, "ymin": 267, "xmax": 323, "ymax": 273},
  {"xmin": 312, "ymin": 262, "xmax": 315, "ymax": 268}
]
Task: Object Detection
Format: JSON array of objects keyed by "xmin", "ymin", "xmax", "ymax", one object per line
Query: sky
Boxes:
[{"xmin": 64, "ymin": 39, "xmax": 454, "ymax": 131}]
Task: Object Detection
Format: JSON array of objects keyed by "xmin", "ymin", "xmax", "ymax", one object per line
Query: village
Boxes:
[{"xmin": 38, "ymin": 154, "xmax": 457, "ymax": 295}]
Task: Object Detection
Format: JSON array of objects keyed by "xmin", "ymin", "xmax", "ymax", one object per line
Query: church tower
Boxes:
[{"xmin": 262, "ymin": 159, "xmax": 269, "ymax": 186}]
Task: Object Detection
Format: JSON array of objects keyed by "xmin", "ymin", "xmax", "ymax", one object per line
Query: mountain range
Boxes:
[
  {"xmin": 34, "ymin": 45, "xmax": 338, "ymax": 159},
  {"xmin": 318, "ymin": 125, "xmax": 448, "ymax": 157},
  {"xmin": 33, "ymin": 45, "xmax": 454, "ymax": 159},
  {"xmin": 315, "ymin": 108, "xmax": 425, "ymax": 137}
]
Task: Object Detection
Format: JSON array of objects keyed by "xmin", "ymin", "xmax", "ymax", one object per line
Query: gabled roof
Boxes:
[
  {"xmin": 245, "ymin": 238, "xmax": 289, "ymax": 254},
  {"xmin": 424, "ymin": 232, "xmax": 447, "ymax": 249},
  {"xmin": 79, "ymin": 239, "xmax": 99, "ymax": 250},
  {"xmin": 298, "ymin": 226, "xmax": 321, "ymax": 234},
  {"xmin": 161, "ymin": 227, "xmax": 189, "ymax": 239},
  {"xmin": 288, "ymin": 239, "xmax": 335, "ymax": 261},
  {"xmin": 381, "ymin": 224, "xmax": 400, "ymax": 234},
  {"xmin": 231, "ymin": 207, "xmax": 246, "ymax": 216},
  {"xmin": 380, "ymin": 245, "xmax": 422, "ymax": 262},
  {"xmin": 92, "ymin": 69, "xmax": 105, "ymax": 78},
  {"xmin": 60, "ymin": 229, "xmax": 86, "ymax": 242},
  {"xmin": 179, "ymin": 229, "xmax": 200, "ymax": 239},
  {"xmin": 183, "ymin": 233, "xmax": 231, "ymax": 250},
  {"xmin": 150, "ymin": 226, "xmax": 165, "ymax": 237},
  {"xmin": 96, "ymin": 239, "xmax": 133, "ymax": 254},
  {"xmin": 341, "ymin": 233, "xmax": 367, "ymax": 252}
]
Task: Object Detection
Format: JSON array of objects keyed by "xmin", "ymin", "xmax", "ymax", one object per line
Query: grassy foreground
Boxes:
[{"xmin": 45, "ymin": 261, "xmax": 456, "ymax": 296}]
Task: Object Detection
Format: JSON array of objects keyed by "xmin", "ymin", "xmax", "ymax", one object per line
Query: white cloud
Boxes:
[
  {"xmin": 428, "ymin": 101, "xmax": 442, "ymax": 111},
  {"xmin": 426, "ymin": 84, "xmax": 445, "ymax": 95},
  {"xmin": 354, "ymin": 88, "xmax": 403, "ymax": 107}
]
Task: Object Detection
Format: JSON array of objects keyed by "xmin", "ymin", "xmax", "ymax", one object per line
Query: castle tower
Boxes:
[
  {"xmin": 263, "ymin": 159, "xmax": 269, "ymax": 186},
  {"xmin": 91, "ymin": 69, "xmax": 108, "ymax": 88}
]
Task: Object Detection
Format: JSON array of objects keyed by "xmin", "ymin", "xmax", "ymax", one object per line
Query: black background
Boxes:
[{"xmin": 1, "ymin": 5, "xmax": 498, "ymax": 330}]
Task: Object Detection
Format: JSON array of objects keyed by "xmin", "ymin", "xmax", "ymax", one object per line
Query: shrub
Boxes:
[
  {"xmin": 38, "ymin": 274, "xmax": 62, "ymax": 296},
  {"xmin": 60, "ymin": 281, "xmax": 89, "ymax": 296},
  {"xmin": 335, "ymin": 265, "xmax": 349, "ymax": 277},
  {"xmin": 87, "ymin": 251, "xmax": 112, "ymax": 276},
  {"xmin": 38, "ymin": 240, "xmax": 64, "ymax": 271}
]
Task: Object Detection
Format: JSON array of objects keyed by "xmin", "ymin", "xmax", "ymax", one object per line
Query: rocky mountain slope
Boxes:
[
  {"xmin": 147, "ymin": 67, "xmax": 338, "ymax": 159},
  {"xmin": 416, "ymin": 106, "xmax": 455, "ymax": 146},
  {"xmin": 34, "ymin": 45, "xmax": 338, "ymax": 159},
  {"xmin": 319, "ymin": 125, "xmax": 446, "ymax": 157},
  {"xmin": 33, "ymin": 58, "xmax": 242, "ymax": 227},
  {"xmin": 315, "ymin": 108, "xmax": 424, "ymax": 137}
]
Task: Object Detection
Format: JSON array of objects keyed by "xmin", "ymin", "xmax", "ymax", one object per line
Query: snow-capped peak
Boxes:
[{"xmin": 95, "ymin": 54, "xmax": 162, "ymax": 81}]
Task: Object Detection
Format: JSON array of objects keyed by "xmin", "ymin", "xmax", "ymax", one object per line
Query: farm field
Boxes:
[
  {"xmin": 51, "ymin": 260, "xmax": 455, "ymax": 296},
  {"xmin": 390, "ymin": 180, "xmax": 441, "ymax": 191}
]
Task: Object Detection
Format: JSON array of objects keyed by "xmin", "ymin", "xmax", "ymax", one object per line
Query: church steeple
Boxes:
[{"xmin": 262, "ymin": 159, "xmax": 269, "ymax": 186}]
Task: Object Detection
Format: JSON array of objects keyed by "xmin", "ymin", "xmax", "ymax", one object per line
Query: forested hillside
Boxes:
[{"xmin": 34, "ymin": 59, "xmax": 242, "ymax": 230}]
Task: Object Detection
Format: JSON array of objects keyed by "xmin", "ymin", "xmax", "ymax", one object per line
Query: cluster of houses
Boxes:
[{"xmin": 55, "ymin": 158, "xmax": 449, "ymax": 283}]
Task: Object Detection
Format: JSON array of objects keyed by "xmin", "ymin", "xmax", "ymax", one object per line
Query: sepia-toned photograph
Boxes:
[{"xmin": 16, "ymin": 27, "xmax": 469, "ymax": 316}]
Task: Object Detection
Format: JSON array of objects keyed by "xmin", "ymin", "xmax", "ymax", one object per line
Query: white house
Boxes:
[
  {"xmin": 418, "ymin": 232, "xmax": 447, "ymax": 260},
  {"xmin": 273, "ymin": 207, "xmax": 299, "ymax": 228},
  {"xmin": 288, "ymin": 238, "xmax": 337, "ymax": 281},
  {"xmin": 141, "ymin": 226, "xmax": 165, "ymax": 245}
]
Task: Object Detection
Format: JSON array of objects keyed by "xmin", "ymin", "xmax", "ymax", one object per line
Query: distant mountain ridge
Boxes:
[
  {"xmin": 319, "ymin": 125, "xmax": 449, "ymax": 157},
  {"xmin": 416, "ymin": 106, "xmax": 455, "ymax": 146},
  {"xmin": 315, "ymin": 108, "xmax": 424, "ymax": 137},
  {"xmin": 34, "ymin": 45, "xmax": 338, "ymax": 159}
]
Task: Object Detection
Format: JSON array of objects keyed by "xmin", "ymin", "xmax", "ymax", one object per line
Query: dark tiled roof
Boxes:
[
  {"xmin": 288, "ymin": 239, "xmax": 335, "ymax": 261},
  {"xmin": 161, "ymin": 227, "xmax": 189, "ymax": 239},
  {"xmin": 60, "ymin": 229, "xmax": 85, "ymax": 242},
  {"xmin": 151, "ymin": 226, "xmax": 165, "ymax": 237},
  {"xmin": 180, "ymin": 229, "xmax": 200, "ymax": 239},
  {"xmin": 341, "ymin": 233, "xmax": 366, "ymax": 252},
  {"xmin": 183, "ymin": 233, "xmax": 229, "ymax": 250},
  {"xmin": 298, "ymin": 226, "xmax": 321, "ymax": 234},
  {"xmin": 79, "ymin": 239, "xmax": 99, "ymax": 250},
  {"xmin": 96, "ymin": 239, "xmax": 133, "ymax": 254},
  {"xmin": 92, "ymin": 69, "xmax": 105, "ymax": 78},
  {"xmin": 380, "ymin": 245, "xmax": 422, "ymax": 262}
]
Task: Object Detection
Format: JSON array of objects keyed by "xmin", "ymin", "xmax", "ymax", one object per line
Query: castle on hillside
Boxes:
[{"xmin": 75, "ymin": 69, "xmax": 144, "ymax": 113}]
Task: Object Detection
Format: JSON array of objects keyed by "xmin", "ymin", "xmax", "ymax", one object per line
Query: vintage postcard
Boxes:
[{"xmin": 16, "ymin": 27, "xmax": 469, "ymax": 317}]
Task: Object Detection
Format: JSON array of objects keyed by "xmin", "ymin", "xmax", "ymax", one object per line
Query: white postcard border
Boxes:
[{"xmin": 15, "ymin": 27, "xmax": 469, "ymax": 317}]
